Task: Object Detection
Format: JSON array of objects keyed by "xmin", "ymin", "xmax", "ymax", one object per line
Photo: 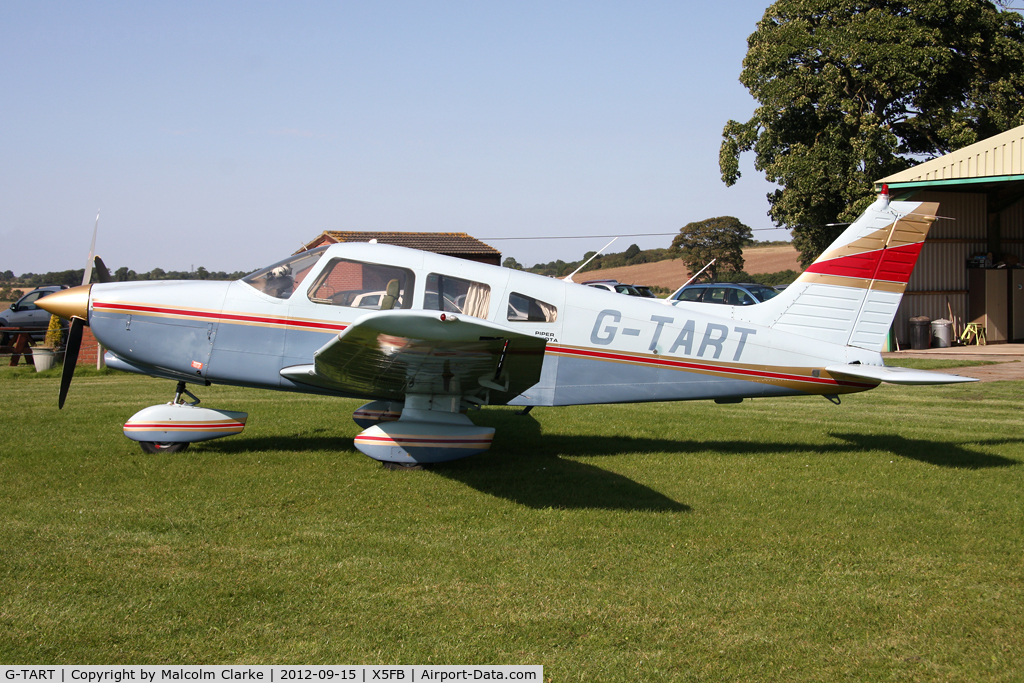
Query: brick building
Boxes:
[{"xmin": 301, "ymin": 231, "xmax": 502, "ymax": 266}]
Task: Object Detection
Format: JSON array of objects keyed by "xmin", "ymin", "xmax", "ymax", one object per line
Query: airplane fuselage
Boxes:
[
  {"xmin": 38, "ymin": 193, "xmax": 970, "ymax": 464},
  {"xmin": 87, "ymin": 242, "xmax": 882, "ymax": 407}
]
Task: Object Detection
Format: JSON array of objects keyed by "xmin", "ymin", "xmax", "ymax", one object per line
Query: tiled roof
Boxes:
[{"xmin": 307, "ymin": 231, "xmax": 500, "ymax": 256}]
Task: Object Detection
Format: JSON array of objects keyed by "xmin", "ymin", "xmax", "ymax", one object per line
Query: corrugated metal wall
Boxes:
[
  {"xmin": 1001, "ymin": 196, "xmax": 1024, "ymax": 265},
  {"xmin": 1002, "ymin": 196, "xmax": 1024, "ymax": 235},
  {"xmin": 907, "ymin": 242, "xmax": 986, "ymax": 291},
  {"xmin": 913, "ymin": 191, "xmax": 987, "ymax": 239},
  {"xmin": 894, "ymin": 192, "xmax": 987, "ymax": 344},
  {"xmin": 894, "ymin": 292, "xmax": 969, "ymax": 349},
  {"xmin": 891, "ymin": 191, "xmax": 1024, "ymax": 345}
]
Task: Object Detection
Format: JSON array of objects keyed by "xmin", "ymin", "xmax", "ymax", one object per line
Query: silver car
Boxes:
[
  {"xmin": 1, "ymin": 285, "xmax": 69, "ymax": 341},
  {"xmin": 671, "ymin": 282, "xmax": 780, "ymax": 306}
]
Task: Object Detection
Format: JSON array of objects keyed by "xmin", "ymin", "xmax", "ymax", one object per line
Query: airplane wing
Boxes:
[
  {"xmin": 281, "ymin": 309, "xmax": 547, "ymax": 403},
  {"xmin": 825, "ymin": 364, "xmax": 979, "ymax": 385}
]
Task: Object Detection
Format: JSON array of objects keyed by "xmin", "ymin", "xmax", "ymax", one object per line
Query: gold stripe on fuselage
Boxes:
[{"xmin": 547, "ymin": 343, "xmax": 878, "ymax": 395}]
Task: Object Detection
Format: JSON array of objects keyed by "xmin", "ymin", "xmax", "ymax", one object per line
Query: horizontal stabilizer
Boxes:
[{"xmin": 825, "ymin": 364, "xmax": 979, "ymax": 385}]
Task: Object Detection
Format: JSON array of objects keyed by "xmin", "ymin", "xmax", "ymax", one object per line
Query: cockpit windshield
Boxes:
[{"xmin": 242, "ymin": 247, "xmax": 327, "ymax": 299}]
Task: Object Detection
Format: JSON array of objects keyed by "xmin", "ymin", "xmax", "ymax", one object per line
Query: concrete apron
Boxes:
[{"xmin": 883, "ymin": 342, "xmax": 1024, "ymax": 382}]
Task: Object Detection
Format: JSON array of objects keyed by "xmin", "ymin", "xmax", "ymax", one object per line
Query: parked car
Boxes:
[
  {"xmin": 670, "ymin": 282, "xmax": 779, "ymax": 306},
  {"xmin": 582, "ymin": 279, "xmax": 649, "ymax": 297},
  {"xmin": 0, "ymin": 285, "xmax": 70, "ymax": 341}
]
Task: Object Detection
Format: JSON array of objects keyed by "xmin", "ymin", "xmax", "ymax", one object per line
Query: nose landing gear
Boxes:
[{"xmin": 124, "ymin": 381, "xmax": 248, "ymax": 455}]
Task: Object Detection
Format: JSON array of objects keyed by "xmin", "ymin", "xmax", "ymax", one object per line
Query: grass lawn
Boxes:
[
  {"xmin": 1, "ymin": 368, "xmax": 1022, "ymax": 681},
  {"xmin": 884, "ymin": 358, "xmax": 1002, "ymax": 370}
]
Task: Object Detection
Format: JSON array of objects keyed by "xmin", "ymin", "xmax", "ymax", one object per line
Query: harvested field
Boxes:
[
  {"xmin": 578, "ymin": 244, "xmax": 802, "ymax": 290},
  {"xmin": 741, "ymin": 244, "xmax": 804, "ymax": 273}
]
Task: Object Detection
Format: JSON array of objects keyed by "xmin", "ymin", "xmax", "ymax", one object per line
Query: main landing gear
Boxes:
[{"xmin": 351, "ymin": 396, "xmax": 494, "ymax": 467}]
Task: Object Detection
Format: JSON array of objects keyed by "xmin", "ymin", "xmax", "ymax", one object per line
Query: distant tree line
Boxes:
[
  {"xmin": 714, "ymin": 269, "xmax": 801, "ymax": 287},
  {"xmin": 512, "ymin": 244, "xmax": 677, "ymax": 279},
  {"xmin": 1, "ymin": 265, "xmax": 253, "ymax": 288},
  {"xmin": 504, "ymin": 230, "xmax": 791, "ymax": 281}
]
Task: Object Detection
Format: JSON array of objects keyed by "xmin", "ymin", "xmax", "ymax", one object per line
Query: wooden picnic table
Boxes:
[{"xmin": 0, "ymin": 327, "xmax": 38, "ymax": 366}]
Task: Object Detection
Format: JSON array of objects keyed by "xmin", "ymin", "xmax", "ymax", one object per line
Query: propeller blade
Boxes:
[
  {"xmin": 92, "ymin": 255, "xmax": 111, "ymax": 283},
  {"xmin": 82, "ymin": 210, "xmax": 100, "ymax": 286},
  {"xmin": 59, "ymin": 317, "xmax": 85, "ymax": 409}
]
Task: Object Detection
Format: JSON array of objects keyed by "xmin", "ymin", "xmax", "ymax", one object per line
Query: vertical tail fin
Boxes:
[{"xmin": 764, "ymin": 189, "xmax": 939, "ymax": 351}]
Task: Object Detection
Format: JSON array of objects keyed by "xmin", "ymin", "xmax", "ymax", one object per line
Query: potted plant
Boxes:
[{"xmin": 32, "ymin": 314, "xmax": 64, "ymax": 372}]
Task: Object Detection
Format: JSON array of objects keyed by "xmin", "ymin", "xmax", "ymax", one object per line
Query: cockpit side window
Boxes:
[
  {"xmin": 242, "ymin": 247, "xmax": 327, "ymax": 300},
  {"xmin": 307, "ymin": 259, "xmax": 415, "ymax": 310},
  {"xmin": 424, "ymin": 273, "xmax": 490, "ymax": 318},
  {"xmin": 507, "ymin": 292, "xmax": 557, "ymax": 322}
]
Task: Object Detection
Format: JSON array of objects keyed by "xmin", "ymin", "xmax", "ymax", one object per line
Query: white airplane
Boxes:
[{"xmin": 39, "ymin": 187, "xmax": 974, "ymax": 467}]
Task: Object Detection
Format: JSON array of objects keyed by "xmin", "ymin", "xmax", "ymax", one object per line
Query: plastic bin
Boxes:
[
  {"xmin": 931, "ymin": 319, "xmax": 952, "ymax": 348},
  {"xmin": 909, "ymin": 316, "xmax": 931, "ymax": 350}
]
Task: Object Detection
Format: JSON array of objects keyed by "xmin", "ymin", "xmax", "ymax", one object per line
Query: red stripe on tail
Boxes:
[{"xmin": 803, "ymin": 242, "xmax": 924, "ymax": 284}]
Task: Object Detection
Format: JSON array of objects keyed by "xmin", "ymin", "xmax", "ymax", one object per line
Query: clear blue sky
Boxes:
[{"xmin": 1, "ymin": 1, "xmax": 784, "ymax": 275}]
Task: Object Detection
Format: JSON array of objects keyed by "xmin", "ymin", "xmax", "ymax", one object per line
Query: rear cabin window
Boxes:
[
  {"xmin": 424, "ymin": 273, "xmax": 490, "ymax": 318},
  {"xmin": 507, "ymin": 292, "xmax": 557, "ymax": 323},
  {"xmin": 307, "ymin": 259, "xmax": 415, "ymax": 310}
]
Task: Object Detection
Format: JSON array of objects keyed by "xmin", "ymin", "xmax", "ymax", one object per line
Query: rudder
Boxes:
[{"xmin": 760, "ymin": 189, "xmax": 939, "ymax": 351}]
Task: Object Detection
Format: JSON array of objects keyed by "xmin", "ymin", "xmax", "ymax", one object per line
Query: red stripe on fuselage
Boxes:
[
  {"xmin": 355, "ymin": 435, "xmax": 493, "ymax": 445},
  {"xmin": 93, "ymin": 301, "xmax": 874, "ymax": 391},
  {"xmin": 548, "ymin": 345, "xmax": 875, "ymax": 389},
  {"xmin": 124, "ymin": 422, "xmax": 246, "ymax": 429},
  {"xmin": 92, "ymin": 300, "xmax": 348, "ymax": 333}
]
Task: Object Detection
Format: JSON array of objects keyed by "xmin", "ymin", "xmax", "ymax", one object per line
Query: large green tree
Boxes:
[
  {"xmin": 670, "ymin": 216, "xmax": 752, "ymax": 281},
  {"xmin": 720, "ymin": 0, "xmax": 1024, "ymax": 266}
]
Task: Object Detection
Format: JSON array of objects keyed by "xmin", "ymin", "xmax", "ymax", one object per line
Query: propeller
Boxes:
[
  {"xmin": 45, "ymin": 210, "xmax": 105, "ymax": 409},
  {"xmin": 82, "ymin": 210, "xmax": 100, "ymax": 286},
  {"xmin": 59, "ymin": 317, "xmax": 85, "ymax": 409},
  {"xmin": 37, "ymin": 284, "xmax": 91, "ymax": 409},
  {"xmin": 92, "ymin": 255, "xmax": 111, "ymax": 283}
]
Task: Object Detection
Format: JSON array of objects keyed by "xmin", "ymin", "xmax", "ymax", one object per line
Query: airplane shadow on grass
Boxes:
[
  {"xmin": 827, "ymin": 432, "xmax": 1022, "ymax": 470},
  {"xmin": 433, "ymin": 413, "xmax": 1021, "ymax": 510},
  {"xmin": 199, "ymin": 422, "xmax": 691, "ymax": 512},
  {"xmin": 204, "ymin": 430, "xmax": 692, "ymax": 513},
  {"xmin": 198, "ymin": 416, "xmax": 1019, "ymax": 512},
  {"xmin": 438, "ymin": 445, "xmax": 692, "ymax": 513}
]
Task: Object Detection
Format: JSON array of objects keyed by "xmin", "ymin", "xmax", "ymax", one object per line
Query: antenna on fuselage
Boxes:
[
  {"xmin": 563, "ymin": 237, "xmax": 618, "ymax": 283},
  {"xmin": 664, "ymin": 258, "xmax": 716, "ymax": 303}
]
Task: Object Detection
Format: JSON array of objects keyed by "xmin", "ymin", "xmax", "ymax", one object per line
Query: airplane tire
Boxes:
[{"xmin": 138, "ymin": 441, "xmax": 190, "ymax": 454}]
